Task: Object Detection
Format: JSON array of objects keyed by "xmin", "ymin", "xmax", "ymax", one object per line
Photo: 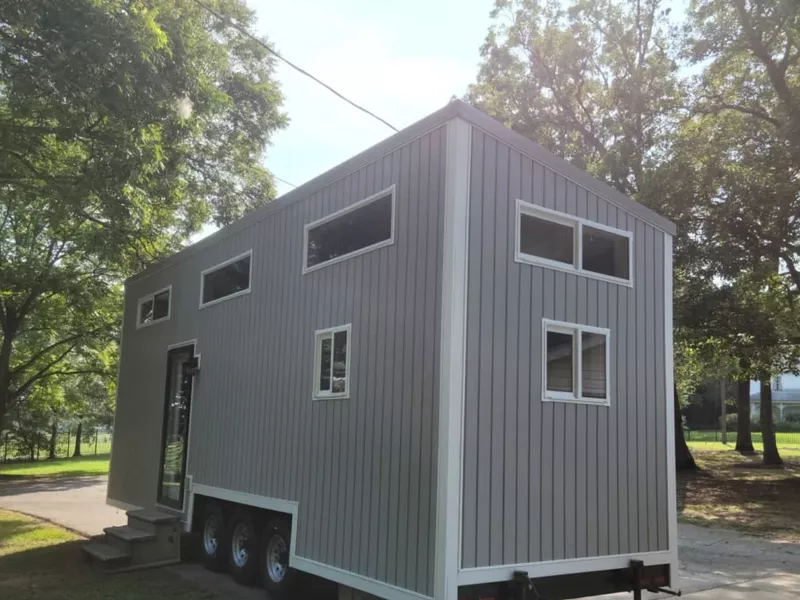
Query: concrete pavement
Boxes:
[{"xmin": 0, "ymin": 474, "xmax": 126, "ymax": 535}]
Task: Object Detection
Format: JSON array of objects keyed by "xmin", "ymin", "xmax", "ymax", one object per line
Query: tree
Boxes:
[
  {"xmin": 0, "ymin": 0, "xmax": 287, "ymax": 432},
  {"xmin": 469, "ymin": 0, "xmax": 702, "ymax": 468}
]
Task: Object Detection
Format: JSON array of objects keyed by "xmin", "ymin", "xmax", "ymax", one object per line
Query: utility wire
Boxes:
[
  {"xmin": 192, "ymin": 0, "xmax": 399, "ymax": 132},
  {"xmin": 273, "ymin": 174, "xmax": 297, "ymax": 188}
]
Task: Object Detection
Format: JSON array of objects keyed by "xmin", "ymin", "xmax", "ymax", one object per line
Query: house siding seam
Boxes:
[
  {"xmin": 460, "ymin": 128, "xmax": 669, "ymax": 569},
  {"xmin": 109, "ymin": 126, "xmax": 447, "ymax": 597}
]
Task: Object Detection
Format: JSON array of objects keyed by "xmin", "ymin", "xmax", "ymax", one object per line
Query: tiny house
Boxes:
[{"xmin": 106, "ymin": 100, "xmax": 678, "ymax": 600}]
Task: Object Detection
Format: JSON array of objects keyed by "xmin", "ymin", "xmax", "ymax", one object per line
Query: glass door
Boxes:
[{"xmin": 157, "ymin": 345, "xmax": 196, "ymax": 509}]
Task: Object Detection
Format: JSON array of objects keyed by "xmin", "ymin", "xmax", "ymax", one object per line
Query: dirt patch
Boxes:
[{"xmin": 678, "ymin": 449, "xmax": 800, "ymax": 541}]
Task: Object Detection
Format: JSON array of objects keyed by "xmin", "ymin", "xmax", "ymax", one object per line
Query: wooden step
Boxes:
[{"xmin": 104, "ymin": 526, "xmax": 156, "ymax": 544}]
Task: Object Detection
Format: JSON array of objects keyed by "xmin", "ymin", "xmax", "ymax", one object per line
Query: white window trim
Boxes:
[
  {"xmin": 515, "ymin": 199, "xmax": 634, "ymax": 287},
  {"xmin": 198, "ymin": 249, "xmax": 253, "ymax": 309},
  {"xmin": 542, "ymin": 318, "xmax": 611, "ymax": 406},
  {"xmin": 302, "ymin": 185, "xmax": 396, "ymax": 275},
  {"xmin": 312, "ymin": 323, "xmax": 352, "ymax": 401},
  {"xmin": 136, "ymin": 285, "xmax": 172, "ymax": 329}
]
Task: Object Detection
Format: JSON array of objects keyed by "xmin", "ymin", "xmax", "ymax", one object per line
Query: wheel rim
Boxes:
[
  {"xmin": 265, "ymin": 532, "xmax": 288, "ymax": 583},
  {"xmin": 231, "ymin": 522, "xmax": 251, "ymax": 568},
  {"xmin": 203, "ymin": 515, "xmax": 219, "ymax": 556}
]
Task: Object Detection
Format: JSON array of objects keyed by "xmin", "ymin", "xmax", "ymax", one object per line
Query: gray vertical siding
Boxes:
[
  {"xmin": 460, "ymin": 127, "xmax": 669, "ymax": 568},
  {"xmin": 109, "ymin": 126, "xmax": 446, "ymax": 596}
]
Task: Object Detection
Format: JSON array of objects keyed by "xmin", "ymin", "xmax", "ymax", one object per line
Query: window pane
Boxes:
[
  {"xmin": 202, "ymin": 255, "xmax": 251, "ymax": 304},
  {"xmin": 519, "ymin": 213, "xmax": 574, "ymax": 265},
  {"xmin": 307, "ymin": 194, "xmax": 392, "ymax": 268},
  {"xmin": 153, "ymin": 290, "xmax": 170, "ymax": 320},
  {"xmin": 139, "ymin": 299, "xmax": 154, "ymax": 324},
  {"xmin": 581, "ymin": 332, "xmax": 607, "ymax": 399},
  {"xmin": 546, "ymin": 331, "xmax": 574, "ymax": 393},
  {"xmin": 582, "ymin": 225, "xmax": 629, "ymax": 279},
  {"xmin": 319, "ymin": 336, "xmax": 332, "ymax": 392},
  {"xmin": 332, "ymin": 330, "xmax": 348, "ymax": 393}
]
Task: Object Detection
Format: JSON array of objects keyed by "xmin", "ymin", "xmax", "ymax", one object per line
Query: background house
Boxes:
[{"xmin": 750, "ymin": 374, "xmax": 800, "ymax": 421}]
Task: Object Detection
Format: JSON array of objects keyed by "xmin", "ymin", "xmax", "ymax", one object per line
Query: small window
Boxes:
[
  {"xmin": 137, "ymin": 286, "xmax": 171, "ymax": 328},
  {"xmin": 304, "ymin": 186, "xmax": 395, "ymax": 272},
  {"xmin": 200, "ymin": 251, "xmax": 252, "ymax": 307},
  {"xmin": 313, "ymin": 324, "xmax": 351, "ymax": 399},
  {"xmin": 543, "ymin": 320, "xmax": 609, "ymax": 405},
  {"xmin": 582, "ymin": 225, "xmax": 630, "ymax": 280},
  {"xmin": 516, "ymin": 200, "xmax": 633, "ymax": 285},
  {"xmin": 520, "ymin": 212, "xmax": 575, "ymax": 266}
]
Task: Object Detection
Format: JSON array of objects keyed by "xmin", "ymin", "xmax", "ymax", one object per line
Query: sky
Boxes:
[{"xmin": 193, "ymin": 0, "xmax": 493, "ymax": 241}]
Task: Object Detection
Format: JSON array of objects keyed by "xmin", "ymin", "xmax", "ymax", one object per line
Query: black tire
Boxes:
[
  {"xmin": 226, "ymin": 508, "xmax": 260, "ymax": 585},
  {"xmin": 201, "ymin": 503, "xmax": 228, "ymax": 572},
  {"xmin": 260, "ymin": 517, "xmax": 299, "ymax": 598}
]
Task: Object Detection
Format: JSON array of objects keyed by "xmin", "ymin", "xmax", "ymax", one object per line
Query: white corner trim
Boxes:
[
  {"xmin": 292, "ymin": 557, "xmax": 433, "ymax": 600},
  {"xmin": 457, "ymin": 550, "xmax": 674, "ymax": 586},
  {"xmin": 198, "ymin": 249, "xmax": 253, "ymax": 309},
  {"xmin": 106, "ymin": 497, "xmax": 141, "ymax": 513},
  {"xmin": 515, "ymin": 199, "xmax": 634, "ymax": 287},
  {"xmin": 302, "ymin": 184, "xmax": 397, "ymax": 275},
  {"xmin": 435, "ymin": 117, "xmax": 472, "ymax": 600},
  {"xmin": 664, "ymin": 233, "xmax": 679, "ymax": 581},
  {"xmin": 135, "ymin": 285, "xmax": 172, "ymax": 329},
  {"xmin": 311, "ymin": 323, "xmax": 352, "ymax": 401}
]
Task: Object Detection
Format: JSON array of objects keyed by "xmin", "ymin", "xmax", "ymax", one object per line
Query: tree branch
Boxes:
[
  {"xmin": 12, "ymin": 343, "xmax": 80, "ymax": 400},
  {"xmin": 10, "ymin": 331, "xmax": 88, "ymax": 378}
]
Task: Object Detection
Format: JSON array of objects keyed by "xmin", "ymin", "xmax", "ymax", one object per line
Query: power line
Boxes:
[
  {"xmin": 192, "ymin": 0, "xmax": 399, "ymax": 133},
  {"xmin": 273, "ymin": 174, "xmax": 297, "ymax": 188}
]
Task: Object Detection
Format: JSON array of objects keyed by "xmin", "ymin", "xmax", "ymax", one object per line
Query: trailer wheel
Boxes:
[
  {"xmin": 201, "ymin": 503, "xmax": 228, "ymax": 572},
  {"xmin": 227, "ymin": 508, "xmax": 260, "ymax": 585},
  {"xmin": 260, "ymin": 517, "xmax": 297, "ymax": 598}
]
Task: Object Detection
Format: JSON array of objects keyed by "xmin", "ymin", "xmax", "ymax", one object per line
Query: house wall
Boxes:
[
  {"xmin": 109, "ymin": 124, "xmax": 447, "ymax": 596},
  {"xmin": 460, "ymin": 126, "xmax": 670, "ymax": 569}
]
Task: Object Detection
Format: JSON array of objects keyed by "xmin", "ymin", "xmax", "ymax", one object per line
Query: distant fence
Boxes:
[
  {"xmin": 685, "ymin": 429, "xmax": 800, "ymax": 446},
  {"xmin": 1, "ymin": 430, "xmax": 112, "ymax": 463}
]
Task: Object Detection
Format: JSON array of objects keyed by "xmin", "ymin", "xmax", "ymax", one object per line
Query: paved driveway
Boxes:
[
  {"xmin": 2, "ymin": 475, "xmax": 800, "ymax": 598},
  {"xmin": 0, "ymin": 474, "xmax": 126, "ymax": 536}
]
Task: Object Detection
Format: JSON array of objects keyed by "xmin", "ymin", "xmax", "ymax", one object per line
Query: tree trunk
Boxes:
[
  {"xmin": 48, "ymin": 421, "xmax": 57, "ymax": 459},
  {"xmin": 736, "ymin": 379, "xmax": 754, "ymax": 453},
  {"xmin": 674, "ymin": 385, "xmax": 698, "ymax": 470},
  {"xmin": 760, "ymin": 379, "xmax": 783, "ymax": 465},
  {"xmin": 73, "ymin": 422, "xmax": 82, "ymax": 457}
]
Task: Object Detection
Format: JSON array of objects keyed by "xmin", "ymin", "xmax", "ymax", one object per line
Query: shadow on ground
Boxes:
[{"xmin": 0, "ymin": 475, "xmax": 104, "ymax": 496}]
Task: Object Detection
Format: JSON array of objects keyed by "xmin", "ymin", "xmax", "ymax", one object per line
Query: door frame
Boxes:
[{"xmin": 156, "ymin": 341, "xmax": 198, "ymax": 510}]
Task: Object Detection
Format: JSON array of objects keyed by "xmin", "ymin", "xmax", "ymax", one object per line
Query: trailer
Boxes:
[{"xmin": 102, "ymin": 100, "xmax": 678, "ymax": 600}]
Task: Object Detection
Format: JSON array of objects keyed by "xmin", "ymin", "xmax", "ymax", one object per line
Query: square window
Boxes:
[
  {"xmin": 137, "ymin": 287, "xmax": 170, "ymax": 328},
  {"xmin": 314, "ymin": 325, "xmax": 351, "ymax": 399},
  {"xmin": 543, "ymin": 320, "xmax": 609, "ymax": 405},
  {"xmin": 519, "ymin": 212, "xmax": 575, "ymax": 266},
  {"xmin": 582, "ymin": 225, "xmax": 630, "ymax": 280}
]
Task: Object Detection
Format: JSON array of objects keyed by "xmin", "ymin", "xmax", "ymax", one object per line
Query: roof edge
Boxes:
[
  {"xmin": 450, "ymin": 101, "xmax": 677, "ymax": 237},
  {"xmin": 128, "ymin": 100, "xmax": 676, "ymax": 285}
]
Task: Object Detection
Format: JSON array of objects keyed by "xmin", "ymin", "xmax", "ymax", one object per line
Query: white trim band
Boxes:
[{"xmin": 458, "ymin": 550, "xmax": 674, "ymax": 586}]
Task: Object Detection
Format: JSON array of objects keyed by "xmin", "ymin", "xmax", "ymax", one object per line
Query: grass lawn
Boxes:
[
  {"xmin": 0, "ymin": 510, "xmax": 216, "ymax": 600},
  {"xmin": 679, "ymin": 448, "xmax": 800, "ymax": 541},
  {"xmin": 0, "ymin": 455, "xmax": 110, "ymax": 478},
  {"xmin": 688, "ymin": 440, "xmax": 800, "ymax": 459}
]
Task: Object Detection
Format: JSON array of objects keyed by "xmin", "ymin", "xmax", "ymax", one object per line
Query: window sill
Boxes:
[
  {"xmin": 312, "ymin": 393, "xmax": 350, "ymax": 401},
  {"xmin": 136, "ymin": 316, "xmax": 170, "ymax": 330},
  {"xmin": 542, "ymin": 395, "xmax": 610, "ymax": 407},
  {"xmin": 514, "ymin": 253, "xmax": 633, "ymax": 288}
]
